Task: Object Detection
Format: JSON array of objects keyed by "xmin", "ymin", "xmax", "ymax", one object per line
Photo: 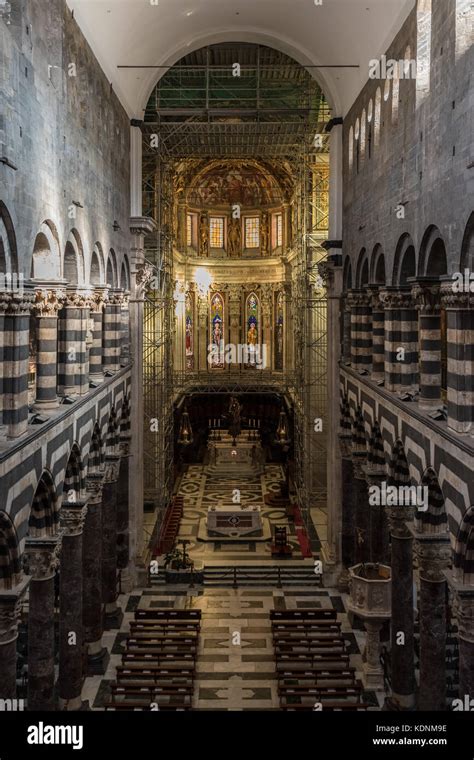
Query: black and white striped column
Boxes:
[
  {"xmin": 32, "ymin": 288, "xmax": 65, "ymax": 410},
  {"xmin": 120, "ymin": 293, "xmax": 131, "ymax": 365},
  {"xmin": 369, "ymin": 288, "xmax": 385, "ymax": 382},
  {"xmin": 103, "ymin": 290, "xmax": 123, "ymax": 373},
  {"xmin": 412, "ymin": 279, "xmax": 442, "ymax": 409},
  {"xmin": 441, "ymin": 284, "xmax": 474, "ymax": 433},
  {"xmin": 58, "ymin": 292, "xmax": 88, "ymax": 397},
  {"xmin": 347, "ymin": 290, "xmax": 372, "ymax": 372},
  {"xmin": 89, "ymin": 288, "xmax": 107, "ymax": 383},
  {"xmin": 380, "ymin": 287, "xmax": 419, "ymax": 394},
  {"xmin": 341, "ymin": 297, "xmax": 352, "ymax": 364},
  {"xmin": 2, "ymin": 287, "xmax": 35, "ymax": 438}
]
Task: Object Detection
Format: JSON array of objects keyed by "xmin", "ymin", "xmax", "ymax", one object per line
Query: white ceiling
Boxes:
[{"xmin": 66, "ymin": 0, "xmax": 415, "ymax": 117}]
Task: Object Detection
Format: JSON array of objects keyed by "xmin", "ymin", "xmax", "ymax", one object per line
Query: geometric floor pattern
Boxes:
[{"xmin": 85, "ymin": 585, "xmax": 384, "ymax": 711}]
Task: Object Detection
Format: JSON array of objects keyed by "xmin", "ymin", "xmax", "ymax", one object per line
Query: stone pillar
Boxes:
[
  {"xmin": 341, "ymin": 297, "xmax": 352, "ymax": 364},
  {"xmin": 228, "ymin": 286, "xmax": 242, "ymax": 370},
  {"xmin": 261, "ymin": 285, "xmax": 272, "ymax": 371},
  {"xmin": 369, "ymin": 288, "xmax": 385, "ymax": 383},
  {"xmin": 380, "ymin": 287, "xmax": 418, "ymax": 394},
  {"xmin": 103, "ymin": 290, "xmax": 123, "ymax": 373},
  {"xmin": 1, "ymin": 287, "xmax": 35, "ymax": 438},
  {"xmin": 198, "ymin": 296, "xmax": 209, "ymax": 371},
  {"xmin": 102, "ymin": 455, "xmax": 123, "ymax": 629},
  {"xmin": 129, "ymin": 217, "xmax": 156, "ymax": 575},
  {"xmin": 58, "ymin": 500, "xmax": 88, "ymax": 711},
  {"xmin": 32, "ymin": 287, "xmax": 65, "ymax": 410},
  {"xmin": 412, "ymin": 278, "xmax": 442, "ymax": 409},
  {"xmin": 347, "ymin": 290, "xmax": 372, "ymax": 372},
  {"xmin": 117, "ymin": 436, "xmax": 131, "ymax": 583},
  {"xmin": 363, "ymin": 468, "xmax": 390, "ymax": 565},
  {"xmin": 351, "ymin": 459, "xmax": 371, "ymax": 564},
  {"xmin": 0, "ymin": 577, "xmax": 29, "ymax": 698},
  {"xmin": 24, "ymin": 536, "xmax": 61, "ymax": 711},
  {"xmin": 386, "ymin": 504, "xmax": 415, "ymax": 710},
  {"xmin": 89, "ymin": 288, "xmax": 108, "ymax": 383},
  {"xmin": 440, "ymin": 284, "xmax": 474, "ymax": 433},
  {"xmin": 83, "ymin": 475, "xmax": 109, "ymax": 675},
  {"xmin": 413, "ymin": 529, "xmax": 450, "ymax": 711},
  {"xmin": 58, "ymin": 291, "xmax": 88, "ymax": 397},
  {"xmin": 120, "ymin": 293, "xmax": 131, "ymax": 365},
  {"xmin": 445, "ymin": 572, "xmax": 474, "ymax": 704},
  {"xmin": 338, "ymin": 432, "xmax": 355, "ymax": 590}
]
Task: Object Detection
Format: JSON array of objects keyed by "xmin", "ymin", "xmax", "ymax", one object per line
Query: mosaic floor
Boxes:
[
  {"xmin": 175, "ymin": 462, "xmax": 310, "ymax": 563},
  {"xmin": 85, "ymin": 585, "xmax": 384, "ymax": 711}
]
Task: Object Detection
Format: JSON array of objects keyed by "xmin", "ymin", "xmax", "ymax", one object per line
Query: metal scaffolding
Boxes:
[{"xmin": 141, "ymin": 43, "xmax": 330, "ymax": 533}]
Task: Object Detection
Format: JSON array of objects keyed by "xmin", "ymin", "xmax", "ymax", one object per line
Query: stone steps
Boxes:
[{"xmin": 149, "ymin": 563, "xmax": 321, "ymax": 588}]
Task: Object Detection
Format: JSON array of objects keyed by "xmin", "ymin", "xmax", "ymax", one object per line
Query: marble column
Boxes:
[
  {"xmin": 102, "ymin": 455, "xmax": 123, "ymax": 629},
  {"xmin": 117, "ymin": 436, "xmax": 131, "ymax": 583},
  {"xmin": 228, "ymin": 286, "xmax": 242, "ymax": 371},
  {"xmin": 445, "ymin": 572, "xmax": 474, "ymax": 704},
  {"xmin": 440, "ymin": 284, "xmax": 474, "ymax": 433},
  {"xmin": 341, "ymin": 297, "xmax": 352, "ymax": 364},
  {"xmin": 369, "ymin": 287, "xmax": 385, "ymax": 383},
  {"xmin": 103, "ymin": 290, "xmax": 123, "ymax": 373},
  {"xmin": 89, "ymin": 287, "xmax": 108, "ymax": 383},
  {"xmin": 58, "ymin": 500, "xmax": 88, "ymax": 710},
  {"xmin": 24, "ymin": 536, "xmax": 62, "ymax": 711},
  {"xmin": 338, "ymin": 432, "xmax": 355, "ymax": 590},
  {"xmin": 413, "ymin": 529, "xmax": 450, "ymax": 711},
  {"xmin": 58, "ymin": 291, "xmax": 88, "ymax": 397},
  {"xmin": 386, "ymin": 504, "xmax": 415, "ymax": 709},
  {"xmin": 363, "ymin": 468, "xmax": 390, "ymax": 564},
  {"xmin": 351, "ymin": 457, "xmax": 371, "ymax": 564},
  {"xmin": 198, "ymin": 296, "xmax": 208, "ymax": 371},
  {"xmin": 1, "ymin": 286, "xmax": 35, "ymax": 438},
  {"xmin": 0, "ymin": 577, "xmax": 29, "ymax": 698},
  {"xmin": 83, "ymin": 475, "xmax": 109, "ymax": 675},
  {"xmin": 380, "ymin": 288, "xmax": 419, "ymax": 394},
  {"xmin": 120, "ymin": 293, "xmax": 131, "ymax": 365},
  {"xmin": 412, "ymin": 279, "xmax": 442, "ymax": 409},
  {"xmin": 32, "ymin": 287, "xmax": 65, "ymax": 410}
]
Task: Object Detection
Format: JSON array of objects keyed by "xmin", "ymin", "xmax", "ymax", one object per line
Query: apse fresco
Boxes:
[{"xmin": 189, "ymin": 164, "xmax": 281, "ymax": 207}]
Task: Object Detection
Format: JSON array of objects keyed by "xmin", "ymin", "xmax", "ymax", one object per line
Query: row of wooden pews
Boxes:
[
  {"xmin": 106, "ymin": 609, "xmax": 201, "ymax": 711},
  {"xmin": 271, "ymin": 609, "xmax": 370, "ymax": 711},
  {"xmin": 156, "ymin": 496, "xmax": 184, "ymax": 555}
]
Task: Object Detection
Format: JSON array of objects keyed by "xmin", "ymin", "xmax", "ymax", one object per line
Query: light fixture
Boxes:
[
  {"xmin": 178, "ymin": 407, "xmax": 193, "ymax": 446},
  {"xmin": 275, "ymin": 410, "xmax": 290, "ymax": 446},
  {"xmin": 0, "ymin": 156, "xmax": 18, "ymax": 170},
  {"xmin": 113, "ymin": 220, "xmax": 121, "ymax": 231}
]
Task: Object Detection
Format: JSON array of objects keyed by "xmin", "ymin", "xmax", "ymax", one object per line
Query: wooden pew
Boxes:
[
  {"xmin": 270, "ymin": 609, "xmax": 337, "ymax": 622},
  {"xmin": 116, "ymin": 665, "xmax": 195, "ymax": 682},
  {"xmin": 135, "ymin": 609, "xmax": 201, "ymax": 621}
]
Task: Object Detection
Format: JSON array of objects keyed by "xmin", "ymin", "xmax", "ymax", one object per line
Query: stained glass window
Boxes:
[
  {"xmin": 210, "ymin": 217, "xmax": 224, "ymax": 248},
  {"xmin": 245, "ymin": 217, "xmax": 260, "ymax": 248}
]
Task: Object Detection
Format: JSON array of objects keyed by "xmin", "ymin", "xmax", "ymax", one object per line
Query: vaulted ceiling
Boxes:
[{"xmin": 66, "ymin": 0, "xmax": 415, "ymax": 117}]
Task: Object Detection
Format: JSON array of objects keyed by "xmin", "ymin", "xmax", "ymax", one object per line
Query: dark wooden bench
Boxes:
[
  {"xmin": 113, "ymin": 680, "xmax": 194, "ymax": 693},
  {"xmin": 117, "ymin": 665, "xmax": 195, "ymax": 681},
  {"xmin": 105, "ymin": 700, "xmax": 190, "ymax": 711},
  {"xmin": 274, "ymin": 642, "xmax": 346, "ymax": 653},
  {"xmin": 111, "ymin": 685, "xmax": 193, "ymax": 700},
  {"xmin": 126, "ymin": 638, "xmax": 197, "ymax": 652},
  {"xmin": 122, "ymin": 653, "xmax": 196, "ymax": 666},
  {"xmin": 128, "ymin": 629, "xmax": 198, "ymax": 640},
  {"xmin": 277, "ymin": 663, "xmax": 355, "ymax": 675},
  {"xmin": 276, "ymin": 654, "xmax": 350, "ymax": 666},
  {"xmin": 281, "ymin": 702, "xmax": 370, "ymax": 712},
  {"xmin": 271, "ymin": 609, "xmax": 337, "ymax": 621},
  {"xmin": 272, "ymin": 621, "xmax": 341, "ymax": 632},
  {"xmin": 272, "ymin": 631, "xmax": 343, "ymax": 642},
  {"xmin": 135, "ymin": 609, "xmax": 201, "ymax": 621},
  {"xmin": 279, "ymin": 685, "xmax": 362, "ymax": 700}
]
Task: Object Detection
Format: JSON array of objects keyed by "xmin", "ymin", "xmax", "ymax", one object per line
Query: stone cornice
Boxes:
[{"xmin": 130, "ymin": 216, "xmax": 157, "ymax": 236}]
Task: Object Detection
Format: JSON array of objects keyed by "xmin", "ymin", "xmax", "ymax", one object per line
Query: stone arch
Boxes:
[
  {"xmin": 392, "ymin": 62, "xmax": 400, "ymax": 125},
  {"xmin": 348, "ymin": 126, "xmax": 354, "ymax": 171},
  {"xmin": 106, "ymin": 249, "xmax": 118, "ymax": 288},
  {"xmin": 374, "ymin": 87, "xmax": 382, "ymax": 147},
  {"xmin": 64, "ymin": 229, "xmax": 85, "ymax": 286},
  {"xmin": 370, "ymin": 244, "xmax": 386, "ymax": 284},
  {"xmin": 340, "ymin": 393, "xmax": 351, "ymax": 435},
  {"xmin": 453, "ymin": 506, "xmax": 474, "ymax": 584},
  {"xmin": 416, "ymin": 467, "xmax": 448, "ymax": 534},
  {"xmin": 31, "ymin": 220, "xmax": 61, "ymax": 280},
  {"xmin": 106, "ymin": 408, "xmax": 119, "ymax": 455},
  {"xmin": 393, "ymin": 233, "xmax": 416, "ymax": 285},
  {"xmin": 356, "ymin": 248, "xmax": 369, "ymax": 288},
  {"xmin": 62, "ymin": 444, "xmax": 84, "ymax": 503},
  {"xmin": 418, "ymin": 225, "xmax": 448, "ymax": 277},
  {"xmin": 0, "ymin": 202, "xmax": 18, "ymax": 275},
  {"xmin": 120, "ymin": 256, "xmax": 131, "ymax": 291},
  {"xmin": 88, "ymin": 423, "xmax": 105, "ymax": 474},
  {"xmin": 360, "ymin": 108, "xmax": 366, "ymax": 162},
  {"xmin": 389, "ymin": 440, "xmax": 411, "ymax": 486},
  {"xmin": 0, "ymin": 511, "xmax": 22, "ymax": 591},
  {"xmin": 368, "ymin": 421, "xmax": 386, "ymax": 470},
  {"xmin": 351, "ymin": 406, "xmax": 368, "ymax": 455},
  {"xmin": 460, "ymin": 211, "xmax": 474, "ymax": 271},
  {"xmin": 343, "ymin": 257, "xmax": 353, "ymax": 292},
  {"xmin": 120, "ymin": 396, "xmax": 131, "ymax": 439},
  {"xmin": 28, "ymin": 470, "xmax": 60, "ymax": 538},
  {"xmin": 90, "ymin": 243, "xmax": 105, "ymax": 286}
]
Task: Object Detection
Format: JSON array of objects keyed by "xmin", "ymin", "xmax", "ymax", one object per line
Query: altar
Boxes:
[{"xmin": 206, "ymin": 504, "xmax": 263, "ymax": 538}]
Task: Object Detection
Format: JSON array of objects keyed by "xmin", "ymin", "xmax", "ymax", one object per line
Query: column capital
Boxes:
[
  {"xmin": 366, "ymin": 285, "xmax": 384, "ymax": 310},
  {"xmin": 85, "ymin": 474, "xmax": 104, "ymax": 504},
  {"xmin": 440, "ymin": 279, "xmax": 472, "ymax": 309},
  {"xmin": 64, "ymin": 289, "xmax": 90, "ymax": 309},
  {"xmin": 135, "ymin": 262, "xmax": 156, "ymax": 296},
  {"xmin": 107, "ymin": 288, "xmax": 125, "ymax": 307},
  {"xmin": 23, "ymin": 536, "xmax": 62, "ymax": 581},
  {"xmin": 410, "ymin": 277, "xmax": 441, "ymax": 314},
  {"xmin": 362, "ymin": 464, "xmax": 387, "ymax": 486},
  {"xmin": 445, "ymin": 572, "xmax": 474, "ymax": 643},
  {"xmin": 104, "ymin": 455, "xmax": 120, "ymax": 484},
  {"xmin": 89, "ymin": 287, "xmax": 109, "ymax": 313},
  {"xmin": 32, "ymin": 287, "xmax": 67, "ymax": 317},
  {"xmin": 0, "ymin": 288, "xmax": 36, "ymax": 315},
  {"xmin": 60, "ymin": 501, "xmax": 88, "ymax": 537},
  {"xmin": 346, "ymin": 289, "xmax": 370, "ymax": 309},
  {"xmin": 379, "ymin": 286, "xmax": 414, "ymax": 310},
  {"xmin": 119, "ymin": 436, "xmax": 131, "ymax": 457},
  {"xmin": 412, "ymin": 530, "xmax": 451, "ymax": 581},
  {"xmin": 0, "ymin": 577, "xmax": 30, "ymax": 645},
  {"xmin": 387, "ymin": 505, "xmax": 415, "ymax": 538}
]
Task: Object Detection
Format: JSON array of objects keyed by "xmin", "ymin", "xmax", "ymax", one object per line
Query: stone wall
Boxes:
[
  {"xmin": 342, "ymin": 0, "xmax": 473, "ymax": 280},
  {"xmin": 0, "ymin": 0, "xmax": 131, "ymax": 280}
]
